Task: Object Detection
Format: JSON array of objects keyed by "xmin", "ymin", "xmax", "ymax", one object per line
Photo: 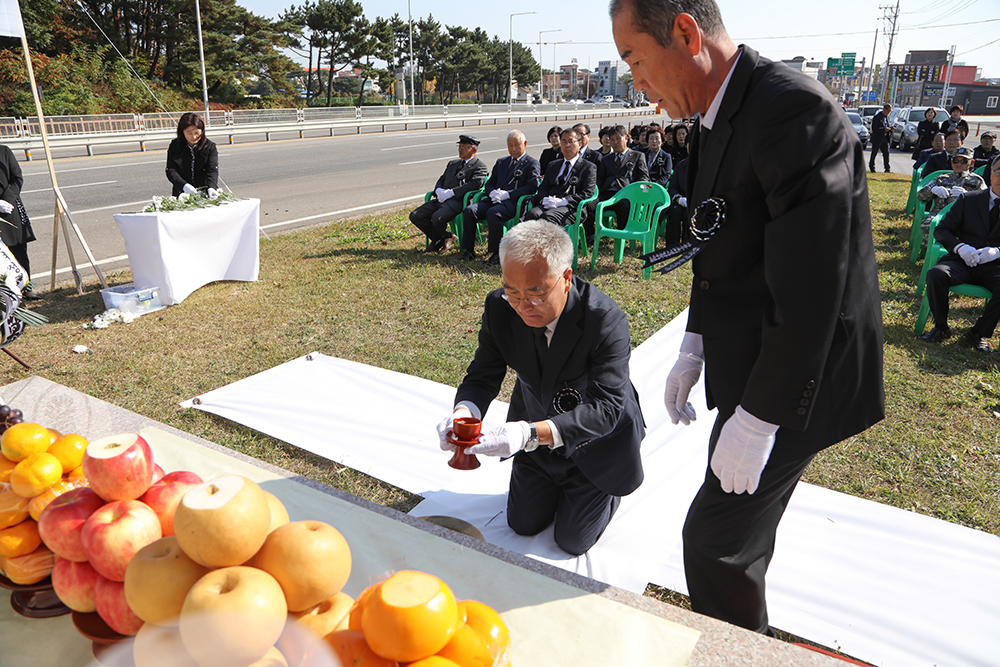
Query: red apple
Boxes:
[
  {"xmin": 81, "ymin": 499, "xmax": 162, "ymax": 582},
  {"xmin": 94, "ymin": 574, "xmax": 144, "ymax": 635},
  {"xmin": 140, "ymin": 471, "xmax": 203, "ymax": 537},
  {"xmin": 51, "ymin": 557, "xmax": 101, "ymax": 612},
  {"xmin": 37, "ymin": 487, "xmax": 106, "ymax": 562},
  {"xmin": 151, "ymin": 464, "xmax": 166, "ymax": 484},
  {"xmin": 82, "ymin": 433, "xmax": 155, "ymax": 502}
]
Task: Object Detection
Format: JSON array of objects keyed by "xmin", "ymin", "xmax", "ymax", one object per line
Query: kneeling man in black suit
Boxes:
[
  {"xmin": 921, "ymin": 158, "xmax": 1000, "ymax": 353},
  {"xmin": 437, "ymin": 221, "xmax": 645, "ymax": 555}
]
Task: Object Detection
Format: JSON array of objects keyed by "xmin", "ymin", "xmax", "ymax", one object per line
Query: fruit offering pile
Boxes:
[
  {"xmin": 0, "ymin": 422, "xmax": 90, "ymax": 585},
  {"xmin": 28, "ymin": 431, "xmax": 511, "ymax": 667}
]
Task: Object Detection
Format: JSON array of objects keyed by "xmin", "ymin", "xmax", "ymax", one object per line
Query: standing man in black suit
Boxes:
[
  {"xmin": 522, "ymin": 129, "xmax": 597, "ymax": 227},
  {"xmin": 573, "ymin": 123, "xmax": 605, "ymax": 167},
  {"xmin": 459, "ymin": 130, "xmax": 541, "ymax": 265},
  {"xmin": 869, "ymin": 103, "xmax": 893, "ymax": 173},
  {"xmin": 612, "ymin": 0, "xmax": 885, "ymax": 634},
  {"xmin": 409, "ymin": 135, "xmax": 488, "ymax": 253},
  {"xmin": 593, "ymin": 124, "xmax": 650, "ymax": 233},
  {"xmin": 436, "ymin": 221, "xmax": 645, "ymax": 555},
  {"xmin": 920, "ymin": 159, "xmax": 1000, "ymax": 353}
]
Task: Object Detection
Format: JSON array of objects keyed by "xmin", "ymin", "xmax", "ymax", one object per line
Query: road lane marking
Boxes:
[
  {"xmin": 399, "ymin": 148, "xmax": 507, "ymax": 165},
  {"xmin": 260, "ymin": 194, "xmax": 425, "ymax": 230},
  {"xmin": 33, "ymin": 254, "xmax": 129, "ymax": 280},
  {"xmin": 381, "ymin": 137, "xmax": 497, "ymax": 151},
  {"xmin": 22, "ymin": 180, "xmax": 117, "ymax": 194},
  {"xmin": 30, "ymin": 199, "xmax": 153, "ymax": 221}
]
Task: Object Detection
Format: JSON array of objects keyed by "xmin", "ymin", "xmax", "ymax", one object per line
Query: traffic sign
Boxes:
[{"xmin": 839, "ymin": 52, "xmax": 856, "ymax": 76}]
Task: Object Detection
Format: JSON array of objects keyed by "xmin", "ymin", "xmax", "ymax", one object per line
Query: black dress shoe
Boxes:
[
  {"xmin": 460, "ymin": 250, "xmax": 476, "ymax": 261},
  {"xmin": 483, "ymin": 254, "xmax": 500, "ymax": 266},
  {"xmin": 441, "ymin": 236, "xmax": 455, "ymax": 253},
  {"xmin": 21, "ymin": 289, "xmax": 41, "ymax": 301},
  {"xmin": 965, "ymin": 330, "xmax": 991, "ymax": 353},
  {"xmin": 918, "ymin": 326, "xmax": 951, "ymax": 343}
]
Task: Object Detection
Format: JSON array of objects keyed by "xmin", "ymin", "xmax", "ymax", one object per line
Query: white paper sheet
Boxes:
[
  {"xmin": 183, "ymin": 311, "xmax": 1000, "ymax": 667},
  {"xmin": 113, "ymin": 198, "xmax": 261, "ymax": 304}
]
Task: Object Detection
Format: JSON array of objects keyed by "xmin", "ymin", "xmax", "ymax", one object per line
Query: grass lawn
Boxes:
[{"xmin": 3, "ymin": 173, "xmax": 997, "ymax": 654}]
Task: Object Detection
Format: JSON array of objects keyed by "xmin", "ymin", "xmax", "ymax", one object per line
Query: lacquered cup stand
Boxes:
[
  {"xmin": 0, "ymin": 573, "xmax": 70, "ymax": 618},
  {"xmin": 448, "ymin": 417, "xmax": 482, "ymax": 470},
  {"xmin": 72, "ymin": 610, "xmax": 134, "ymax": 666}
]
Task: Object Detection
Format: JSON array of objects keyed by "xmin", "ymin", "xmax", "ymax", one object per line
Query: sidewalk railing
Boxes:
[{"xmin": 0, "ymin": 102, "xmax": 657, "ymax": 160}]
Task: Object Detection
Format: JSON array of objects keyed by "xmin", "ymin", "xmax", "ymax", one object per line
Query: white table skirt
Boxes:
[{"xmin": 113, "ymin": 199, "xmax": 260, "ymax": 305}]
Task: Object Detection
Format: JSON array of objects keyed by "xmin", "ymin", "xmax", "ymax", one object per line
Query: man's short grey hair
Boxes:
[
  {"xmin": 609, "ymin": 0, "xmax": 726, "ymax": 48},
  {"xmin": 508, "ymin": 130, "xmax": 526, "ymax": 142},
  {"xmin": 499, "ymin": 221, "xmax": 574, "ymax": 277}
]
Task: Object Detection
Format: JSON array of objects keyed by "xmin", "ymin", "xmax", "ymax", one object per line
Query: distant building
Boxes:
[
  {"xmin": 780, "ymin": 57, "xmax": 823, "ymax": 80},
  {"xmin": 596, "ymin": 60, "xmax": 628, "ymax": 98}
]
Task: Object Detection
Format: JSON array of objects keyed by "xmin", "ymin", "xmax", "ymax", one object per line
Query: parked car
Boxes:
[
  {"xmin": 844, "ymin": 111, "xmax": 870, "ymax": 148},
  {"xmin": 890, "ymin": 106, "xmax": 949, "ymax": 151},
  {"xmin": 856, "ymin": 105, "xmax": 882, "ymax": 130}
]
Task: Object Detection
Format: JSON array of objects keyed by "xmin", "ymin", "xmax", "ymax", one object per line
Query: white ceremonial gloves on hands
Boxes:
[
  {"xmin": 949, "ymin": 186, "xmax": 965, "ymax": 198},
  {"xmin": 182, "ymin": 183, "xmax": 197, "ymax": 195},
  {"xmin": 467, "ymin": 421, "xmax": 531, "ymax": 458},
  {"xmin": 490, "ymin": 189, "xmax": 509, "ymax": 203},
  {"xmin": 711, "ymin": 405, "xmax": 780, "ymax": 495},
  {"xmin": 542, "ymin": 196, "xmax": 568, "ymax": 210},
  {"xmin": 0, "ymin": 200, "xmax": 13, "ymax": 215},
  {"xmin": 207, "ymin": 188, "xmax": 219, "ymax": 200},
  {"xmin": 436, "ymin": 188, "xmax": 455, "ymax": 202},
  {"xmin": 436, "ymin": 406, "xmax": 472, "ymax": 453},
  {"xmin": 931, "ymin": 185, "xmax": 950, "ymax": 199},
  {"xmin": 664, "ymin": 332, "xmax": 704, "ymax": 425},
  {"xmin": 956, "ymin": 243, "xmax": 981, "ymax": 267},
  {"xmin": 978, "ymin": 247, "xmax": 1000, "ymax": 263},
  {"xmin": 676, "ymin": 196, "xmax": 688, "ymax": 208}
]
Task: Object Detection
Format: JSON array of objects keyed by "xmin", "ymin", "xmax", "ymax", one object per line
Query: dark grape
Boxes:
[
  {"xmin": 0, "ymin": 405, "xmax": 9, "ymax": 419},
  {"xmin": 7, "ymin": 416, "xmax": 22, "ymax": 426},
  {"xmin": 10, "ymin": 409, "xmax": 22, "ymax": 420}
]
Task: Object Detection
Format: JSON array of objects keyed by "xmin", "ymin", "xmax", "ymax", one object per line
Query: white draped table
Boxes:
[{"xmin": 113, "ymin": 199, "xmax": 260, "ymax": 305}]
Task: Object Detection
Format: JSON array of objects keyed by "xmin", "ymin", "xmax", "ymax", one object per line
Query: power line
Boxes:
[
  {"xmin": 959, "ymin": 34, "xmax": 1000, "ymax": 56},
  {"xmin": 729, "ymin": 17, "xmax": 999, "ymax": 42}
]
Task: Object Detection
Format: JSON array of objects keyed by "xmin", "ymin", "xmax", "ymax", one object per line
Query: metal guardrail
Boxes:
[{"xmin": 0, "ymin": 103, "xmax": 657, "ymax": 160}]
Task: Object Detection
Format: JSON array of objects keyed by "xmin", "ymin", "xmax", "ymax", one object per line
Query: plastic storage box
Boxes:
[{"xmin": 99, "ymin": 283, "xmax": 165, "ymax": 316}]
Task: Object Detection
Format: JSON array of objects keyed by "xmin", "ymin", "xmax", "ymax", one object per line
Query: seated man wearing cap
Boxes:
[
  {"xmin": 916, "ymin": 146, "xmax": 986, "ymax": 227},
  {"xmin": 409, "ymin": 135, "xmax": 488, "ymax": 253},
  {"xmin": 522, "ymin": 128, "xmax": 597, "ymax": 228},
  {"xmin": 436, "ymin": 221, "xmax": 644, "ymax": 555},
  {"xmin": 974, "ymin": 132, "xmax": 998, "ymax": 171},
  {"xmin": 918, "ymin": 158, "xmax": 1000, "ymax": 353},
  {"xmin": 459, "ymin": 130, "xmax": 541, "ymax": 266}
]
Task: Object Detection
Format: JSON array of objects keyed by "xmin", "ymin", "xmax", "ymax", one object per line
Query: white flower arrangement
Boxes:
[
  {"xmin": 142, "ymin": 190, "xmax": 240, "ymax": 213},
  {"xmin": 83, "ymin": 308, "xmax": 137, "ymax": 329}
]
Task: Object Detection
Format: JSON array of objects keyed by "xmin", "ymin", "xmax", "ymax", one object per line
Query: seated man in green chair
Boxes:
[
  {"xmin": 919, "ymin": 158, "xmax": 1000, "ymax": 353},
  {"xmin": 522, "ymin": 129, "xmax": 597, "ymax": 229},
  {"xmin": 916, "ymin": 147, "xmax": 986, "ymax": 229},
  {"xmin": 591, "ymin": 125, "xmax": 649, "ymax": 236}
]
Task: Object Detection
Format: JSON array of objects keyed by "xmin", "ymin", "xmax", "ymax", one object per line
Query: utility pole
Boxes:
[
  {"xmin": 878, "ymin": 0, "xmax": 900, "ymax": 104},
  {"xmin": 867, "ymin": 29, "xmax": 878, "ymax": 102},
  {"xmin": 940, "ymin": 44, "xmax": 956, "ymax": 108}
]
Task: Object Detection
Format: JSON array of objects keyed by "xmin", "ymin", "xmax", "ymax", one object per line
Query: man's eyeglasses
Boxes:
[{"xmin": 502, "ymin": 278, "xmax": 562, "ymax": 307}]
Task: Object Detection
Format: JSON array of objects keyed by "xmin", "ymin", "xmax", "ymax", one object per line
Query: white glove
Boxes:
[
  {"xmin": 541, "ymin": 196, "xmax": 559, "ymax": 209},
  {"xmin": 664, "ymin": 332, "xmax": 704, "ymax": 425},
  {"xmin": 956, "ymin": 243, "xmax": 980, "ymax": 267},
  {"xmin": 950, "ymin": 186, "xmax": 965, "ymax": 198},
  {"xmin": 710, "ymin": 405, "xmax": 779, "ymax": 495},
  {"xmin": 490, "ymin": 189, "xmax": 509, "ymax": 203},
  {"xmin": 207, "ymin": 188, "xmax": 219, "ymax": 200},
  {"xmin": 0, "ymin": 200, "xmax": 13, "ymax": 215},
  {"xmin": 978, "ymin": 246, "xmax": 1000, "ymax": 263},
  {"xmin": 676, "ymin": 196, "xmax": 688, "ymax": 208},
  {"xmin": 436, "ymin": 406, "xmax": 473, "ymax": 453},
  {"xmin": 466, "ymin": 421, "xmax": 531, "ymax": 458},
  {"xmin": 436, "ymin": 188, "xmax": 454, "ymax": 202},
  {"xmin": 930, "ymin": 185, "xmax": 949, "ymax": 198},
  {"xmin": 182, "ymin": 183, "xmax": 197, "ymax": 195}
]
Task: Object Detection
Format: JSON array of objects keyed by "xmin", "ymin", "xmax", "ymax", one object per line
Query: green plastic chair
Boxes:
[
  {"xmin": 590, "ymin": 182, "xmax": 670, "ymax": 280},
  {"xmin": 565, "ymin": 187, "xmax": 599, "ymax": 271},
  {"xmin": 908, "ymin": 170, "xmax": 950, "ymax": 264},
  {"xmin": 422, "ymin": 187, "xmax": 484, "ymax": 249},
  {"xmin": 905, "ymin": 164, "xmax": 925, "ymax": 216},
  {"xmin": 914, "ymin": 207, "xmax": 993, "ymax": 335},
  {"xmin": 914, "ymin": 200, "xmax": 956, "ymax": 296}
]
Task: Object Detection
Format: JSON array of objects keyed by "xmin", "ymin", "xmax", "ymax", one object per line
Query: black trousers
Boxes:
[
  {"xmin": 682, "ymin": 411, "xmax": 814, "ymax": 633},
  {"xmin": 869, "ymin": 134, "xmax": 890, "ymax": 171},
  {"xmin": 507, "ymin": 447, "xmax": 620, "ymax": 556},
  {"xmin": 522, "ymin": 204, "xmax": 575, "ymax": 227},
  {"xmin": 461, "ymin": 199, "xmax": 518, "ymax": 254},
  {"xmin": 409, "ymin": 197, "xmax": 465, "ymax": 244},
  {"xmin": 925, "ymin": 258, "xmax": 1000, "ymax": 337}
]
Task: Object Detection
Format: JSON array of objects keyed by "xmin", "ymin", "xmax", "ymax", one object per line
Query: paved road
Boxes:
[
  {"xmin": 17, "ymin": 117, "xmax": 669, "ymax": 290},
  {"xmin": 14, "ymin": 114, "xmax": 983, "ymax": 291}
]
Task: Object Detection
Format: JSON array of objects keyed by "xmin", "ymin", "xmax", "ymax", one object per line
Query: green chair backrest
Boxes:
[{"xmin": 601, "ymin": 182, "xmax": 670, "ymax": 234}]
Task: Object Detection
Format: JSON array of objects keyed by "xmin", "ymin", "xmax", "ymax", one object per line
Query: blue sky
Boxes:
[{"xmin": 240, "ymin": 0, "xmax": 1000, "ymax": 80}]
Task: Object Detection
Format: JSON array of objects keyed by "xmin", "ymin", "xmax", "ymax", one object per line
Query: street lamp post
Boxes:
[
  {"xmin": 408, "ymin": 0, "xmax": 415, "ymax": 108},
  {"xmin": 538, "ymin": 29, "xmax": 560, "ymax": 103},
  {"xmin": 509, "ymin": 12, "xmax": 536, "ymax": 104}
]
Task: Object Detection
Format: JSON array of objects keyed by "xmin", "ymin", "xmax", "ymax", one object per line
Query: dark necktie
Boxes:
[
  {"xmin": 616, "ymin": 153, "xmax": 622, "ymax": 168},
  {"xmin": 533, "ymin": 327, "xmax": 548, "ymax": 369},
  {"xmin": 557, "ymin": 161, "xmax": 570, "ymax": 185}
]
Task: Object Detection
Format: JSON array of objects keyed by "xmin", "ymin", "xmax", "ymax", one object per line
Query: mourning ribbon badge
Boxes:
[
  {"xmin": 552, "ymin": 386, "xmax": 583, "ymax": 414},
  {"xmin": 641, "ymin": 197, "xmax": 726, "ymax": 275}
]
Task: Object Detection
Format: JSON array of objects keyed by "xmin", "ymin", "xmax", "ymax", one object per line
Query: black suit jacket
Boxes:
[
  {"xmin": 482, "ymin": 154, "xmax": 541, "ymax": 203},
  {"xmin": 433, "ymin": 157, "xmax": 488, "ymax": 201},
  {"xmin": 646, "ymin": 150, "xmax": 674, "ymax": 187},
  {"xmin": 597, "ymin": 149, "xmax": 650, "ymax": 198},
  {"xmin": 935, "ymin": 189, "xmax": 1000, "ymax": 255},
  {"xmin": 580, "ymin": 146, "xmax": 603, "ymax": 167},
  {"xmin": 686, "ymin": 45, "xmax": 884, "ymax": 457},
  {"xmin": 870, "ymin": 111, "xmax": 890, "ymax": 143},
  {"xmin": 166, "ymin": 138, "xmax": 219, "ymax": 197},
  {"xmin": 923, "ymin": 151, "xmax": 955, "ymax": 175},
  {"xmin": 0, "ymin": 145, "xmax": 26, "ymax": 247},
  {"xmin": 534, "ymin": 157, "xmax": 597, "ymax": 210},
  {"xmin": 455, "ymin": 276, "xmax": 644, "ymax": 496}
]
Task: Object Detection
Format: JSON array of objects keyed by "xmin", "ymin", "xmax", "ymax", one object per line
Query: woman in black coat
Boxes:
[
  {"xmin": 0, "ymin": 144, "xmax": 37, "ymax": 299},
  {"xmin": 911, "ymin": 107, "xmax": 940, "ymax": 160},
  {"xmin": 538, "ymin": 126, "xmax": 563, "ymax": 175},
  {"xmin": 165, "ymin": 112, "xmax": 219, "ymax": 198},
  {"xmin": 645, "ymin": 128, "xmax": 673, "ymax": 187},
  {"xmin": 671, "ymin": 124, "xmax": 690, "ymax": 162}
]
